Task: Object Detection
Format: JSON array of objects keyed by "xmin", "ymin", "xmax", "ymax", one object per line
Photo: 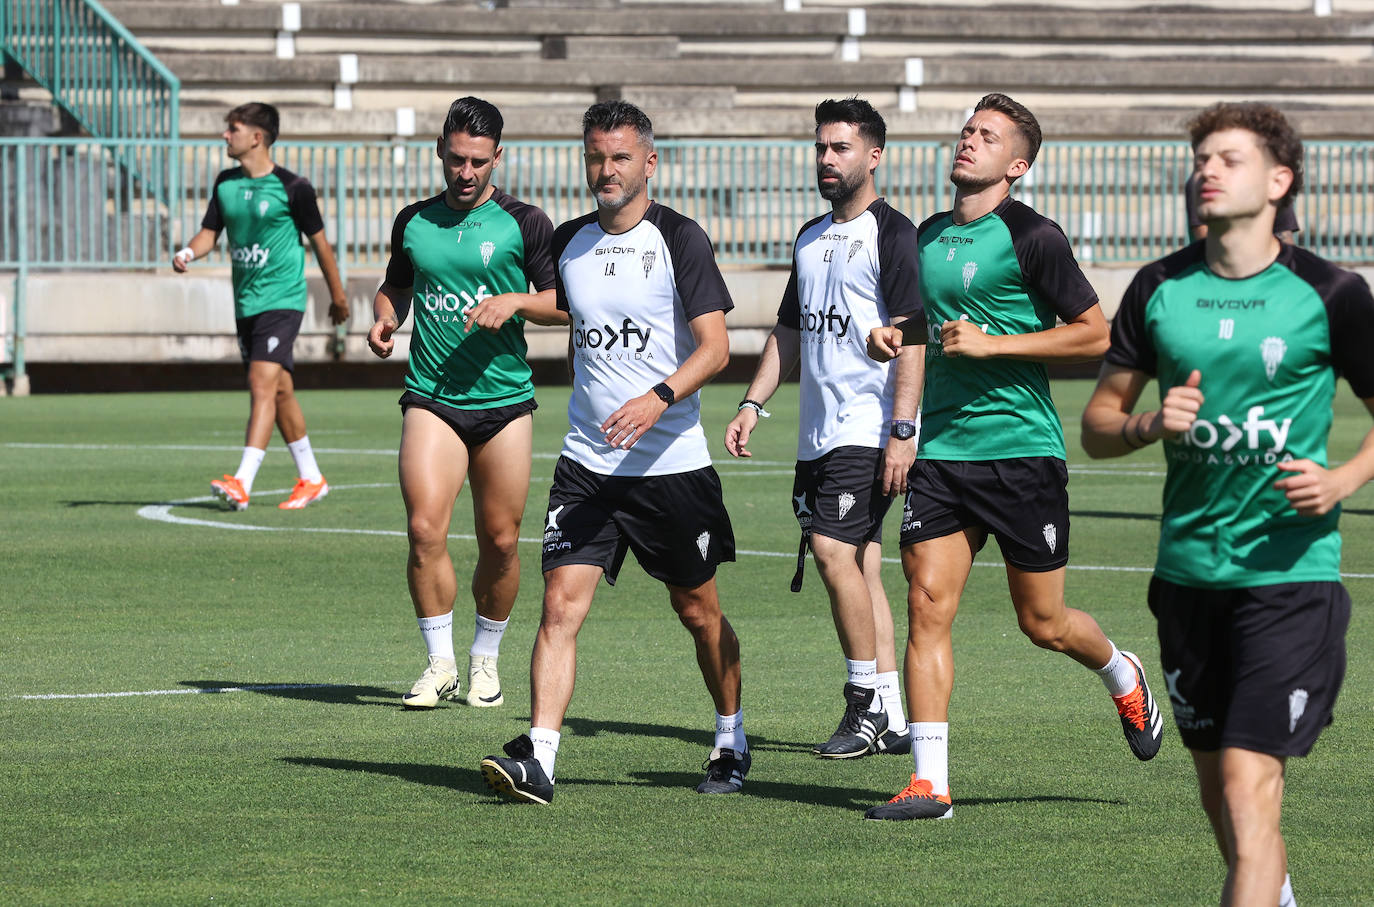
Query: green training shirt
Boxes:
[
  {"xmin": 384, "ymin": 188, "xmax": 556, "ymax": 409},
  {"xmin": 1108, "ymin": 241, "xmax": 1374, "ymax": 588},
  {"xmin": 201, "ymin": 165, "xmax": 324, "ymax": 319},
  {"xmin": 914, "ymin": 197, "xmax": 1099, "ymax": 461}
]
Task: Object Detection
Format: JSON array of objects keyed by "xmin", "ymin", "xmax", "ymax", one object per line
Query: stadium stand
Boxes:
[{"xmin": 98, "ymin": 0, "xmax": 1374, "ymax": 141}]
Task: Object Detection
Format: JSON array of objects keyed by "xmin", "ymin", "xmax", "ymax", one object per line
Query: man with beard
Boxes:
[
  {"xmin": 368, "ymin": 97, "xmax": 563, "ymax": 711},
  {"xmin": 864, "ymin": 93, "xmax": 1162, "ymax": 820},
  {"xmin": 480, "ymin": 101, "xmax": 747, "ymax": 804},
  {"xmin": 725, "ymin": 98, "xmax": 921, "ymax": 759}
]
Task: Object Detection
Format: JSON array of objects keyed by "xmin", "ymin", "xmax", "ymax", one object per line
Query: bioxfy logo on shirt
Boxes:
[
  {"xmin": 419, "ymin": 280, "xmax": 491, "ymax": 323},
  {"xmin": 799, "ymin": 305, "xmax": 853, "ymax": 344},
  {"xmin": 1169, "ymin": 404, "xmax": 1293, "ymax": 466},
  {"xmin": 231, "ymin": 243, "xmax": 270, "ymax": 268},
  {"xmin": 573, "ymin": 317, "xmax": 653, "ymax": 361}
]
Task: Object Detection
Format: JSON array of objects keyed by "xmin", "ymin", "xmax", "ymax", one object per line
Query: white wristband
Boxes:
[{"xmin": 175, "ymin": 246, "xmax": 194, "ymax": 263}]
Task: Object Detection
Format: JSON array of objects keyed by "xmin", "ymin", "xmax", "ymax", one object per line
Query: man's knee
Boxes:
[
  {"xmin": 477, "ymin": 525, "xmax": 521, "ymax": 566},
  {"xmin": 671, "ymin": 585, "xmax": 724, "ymax": 635},
  {"xmin": 407, "ymin": 512, "xmax": 451, "ymax": 557},
  {"xmin": 1017, "ymin": 610, "xmax": 1071, "ymax": 651}
]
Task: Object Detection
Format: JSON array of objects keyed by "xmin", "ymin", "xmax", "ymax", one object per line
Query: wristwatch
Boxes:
[
  {"xmin": 651, "ymin": 382, "xmax": 675, "ymax": 406},
  {"xmin": 889, "ymin": 420, "xmax": 917, "ymax": 441}
]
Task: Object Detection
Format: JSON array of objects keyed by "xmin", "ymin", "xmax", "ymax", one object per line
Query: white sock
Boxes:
[
  {"xmin": 911, "ymin": 721, "xmax": 949, "ymax": 795},
  {"xmin": 417, "ymin": 611, "xmax": 455, "ymax": 661},
  {"xmin": 1279, "ymin": 873, "xmax": 1296, "ymax": 907},
  {"xmin": 530, "ymin": 727, "xmax": 560, "ymax": 781},
  {"xmin": 233, "ymin": 446, "xmax": 266, "ymax": 493},
  {"xmin": 846, "ymin": 658, "xmax": 878, "ymax": 689},
  {"xmin": 715, "ymin": 709, "xmax": 746, "ymax": 753},
  {"xmin": 1094, "ymin": 643, "xmax": 1139, "ymax": 698},
  {"xmin": 471, "ymin": 614, "xmax": 508, "ymax": 657},
  {"xmin": 876, "ymin": 671, "xmax": 907, "ymax": 733},
  {"xmin": 287, "ymin": 435, "xmax": 323, "ymax": 482}
]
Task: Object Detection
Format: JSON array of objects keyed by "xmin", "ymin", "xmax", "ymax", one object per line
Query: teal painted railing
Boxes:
[
  {"xmin": 4, "ymin": 137, "xmax": 1373, "ymax": 273},
  {"xmin": 1, "ymin": 0, "xmax": 179, "ymax": 141}
]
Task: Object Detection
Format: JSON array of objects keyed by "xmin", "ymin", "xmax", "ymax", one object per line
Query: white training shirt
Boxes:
[
  {"xmin": 778, "ymin": 198, "xmax": 923, "ymax": 460},
  {"xmin": 553, "ymin": 202, "xmax": 735, "ymax": 476}
]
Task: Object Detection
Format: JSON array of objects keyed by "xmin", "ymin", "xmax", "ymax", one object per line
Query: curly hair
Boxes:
[{"xmin": 1188, "ymin": 102, "xmax": 1304, "ymax": 207}]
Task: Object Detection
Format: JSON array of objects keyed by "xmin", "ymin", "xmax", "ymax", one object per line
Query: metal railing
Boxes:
[
  {"xmin": 1, "ymin": 0, "xmax": 180, "ymax": 142},
  {"xmin": 6, "ymin": 137, "xmax": 1374, "ymax": 271},
  {"xmin": 5, "ymin": 136, "xmax": 1374, "ymax": 387}
]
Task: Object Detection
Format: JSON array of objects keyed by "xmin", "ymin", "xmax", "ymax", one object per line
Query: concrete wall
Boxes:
[{"xmin": 6, "ymin": 263, "xmax": 1168, "ymax": 366}]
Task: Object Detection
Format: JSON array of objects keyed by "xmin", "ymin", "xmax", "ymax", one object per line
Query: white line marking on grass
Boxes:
[
  {"xmin": 12, "ymin": 681, "xmax": 408, "ymax": 701},
  {"xmin": 136, "ymin": 488, "xmax": 1374, "ymax": 580}
]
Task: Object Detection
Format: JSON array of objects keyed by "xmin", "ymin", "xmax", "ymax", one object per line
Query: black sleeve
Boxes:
[
  {"xmin": 1184, "ymin": 171, "xmax": 1201, "ymax": 230},
  {"xmin": 550, "ymin": 214, "xmax": 597, "ymax": 313},
  {"xmin": 1284, "ymin": 246, "xmax": 1374, "ymax": 398},
  {"xmin": 1002, "ymin": 200, "xmax": 1099, "ymax": 321},
  {"xmin": 776, "ymin": 213, "xmax": 825, "ymax": 329},
  {"xmin": 383, "ymin": 199, "xmax": 432, "ymax": 289},
  {"xmin": 279, "ymin": 168, "xmax": 325, "ymax": 237},
  {"xmin": 1103, "ymin": 267, "xmax": 1161, "ymax": 377},
  {"xmin": 654, "ymin": 206, "xmax": 734, "ymax": 320},
  {"xmin": 873, "ymin": 201, "xmax": 923, "ymax": 322},
  {"xmin": 1274, "ymin": 203, "xmax": 1300, "ymax": 236},
  {"xmin": 199, "ymin": 169, "xmax": 234, "ymax": 232},
  {"xmin": 499, "ymin": 192, "xmax": 557, "ymax": 292}
]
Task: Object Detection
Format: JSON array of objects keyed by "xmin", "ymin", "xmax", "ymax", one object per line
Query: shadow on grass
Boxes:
[
  {"xmin": 619, "ymin": 772, "xmax": 1125, "ymax": 810},
  {"xmin": 180, "ymin": 680, "xmax": 399, "ymax": 707},
  {"xmin": 63, "ymin": 498, "xmax": 223, "ymax": 510},
  {"xmin": 1071, "ymin": 509, "xmax": 1160, "ymax": 522},
  {"xmin": 559, "ymin": 715, "xmax": 814, "ymax": 754},
  {"xmin": 281, "ymin": 756, "xmax": 490, "ymax": 795}
]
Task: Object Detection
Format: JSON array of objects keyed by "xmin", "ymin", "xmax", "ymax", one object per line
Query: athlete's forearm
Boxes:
[
  {"xmin": 661, "ymin": 311, "xmax": 729, "ymax": 401},
  {"xmin": 373, "ymin": 283, "xmax": 410, "ymax": 327},
  {"xmin": 743, "ymin": 326, "xmax": 799, "ymax": 404},
  {"xmin": 986, "ymin": 320, "xmax": 1110, "ymax": 363},
  {"xmin": 890, "ymin": 335, "xmax": 925, "ymax": 422},
  {"xmin": 180, "ymin": 228, "xmax": 218, "ymax": 260},
  {"xmin": 515, "ymin": 289, "xmax": 569, "ymax": 326},
  {"xmin": 1081, "ymin": 365, "xmax": 1154, "ymax": 459},
  {"xmin": 1329, "ymin": 420, "xmax": 1374, "ymax": 501},
  {"xmin": 308, "ymin": 231, "xmax": 347, "ymax": 303}
]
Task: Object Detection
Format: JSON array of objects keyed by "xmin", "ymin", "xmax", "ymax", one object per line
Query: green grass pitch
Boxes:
[{"xmin": 2, "ymin": 381, "xmax": 1371, "ymax": 905}]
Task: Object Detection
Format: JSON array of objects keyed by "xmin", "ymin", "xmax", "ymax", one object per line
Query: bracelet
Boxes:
[
  {"xmin": 1121, "ymin": 416, "xmax": 1144, "ymax": 450},
  {"xmin": 738, "ymin": 399, "xmax": 771, "ymax": 418},
  {"xmin": 1133, "ymin": 416, "xmax": 1151, "ymax": 447}
]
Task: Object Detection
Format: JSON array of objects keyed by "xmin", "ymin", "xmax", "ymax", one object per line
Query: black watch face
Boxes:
[{"xmin": 891, "ymin": 423, "xmax": 915, "ymax": 440}]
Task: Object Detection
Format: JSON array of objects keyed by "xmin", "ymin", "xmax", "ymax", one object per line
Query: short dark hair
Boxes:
[
  {"xmin": 582, "ymin": 100, "xmax": 654, "ymax": 147},
  {"xmin": 814, "ymin": 97, "xmax": 886, "ymax": 149},
  {"xmin": 442, "ymin": 96, "xmax": 503, "ymax": 144},
  {"xmin": 973, "ymin": 93, "xmax": 1042, "ymax": 167},
  {"xmin": 1187, "ymin": 102, "xmax": 1304, "ymax": 208},
  {"xmin": 225, "ymin": 102, "xmax": 279, "ymax": 146}
]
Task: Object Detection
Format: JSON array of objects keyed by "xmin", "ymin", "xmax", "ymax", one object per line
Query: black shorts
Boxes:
[
  {"xmin": 236, "ymin": 308, "xmax": 303, "ymax": 371},
  {"xmin": 899, "ymin": 457, "xmax": 1070, "ymax": 571},
  {"xmin": 1148, "ymin": 577, "xmax": 1350, "ymax": 756},
  {"xmin": 792, "ymin": 446, "xmax": 891, "ymax": 546},
  {"xmin": 541, "ymin": 456, "xmax": 736, "ymax": 588},
  {"xmin": 399, "ymin": 391, "xmax": 537, "ymax": 448}
]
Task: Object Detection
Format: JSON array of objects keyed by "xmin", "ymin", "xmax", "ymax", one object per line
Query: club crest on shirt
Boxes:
[
  {"xmin": 1042, "ymin": 522, "xmax": 1057, "ymax": 553},
  {"xmin": 481, "ymin": 241, "xmax": 495, "ymax": 268},
  {"xmin": 837, "ymin": 492, "xmax": 856, "ymax": 520},
  {"xmin": 642, "ymin": 249, "xmax": 656, "ymax": 278},
  {"xmin": 1260, "ymin": 336, "xmax": 1287, "ymax": 382},
  {"xmin": 962, "ymin": 261, "xmax": 979, "ymax": 290},
  {"xmin": 847, "ymin": 239, "xmax": 864, "ymax": 262},
  {"xmin": 696, "ymin": 531, "xmax": 710, "ymax": 560}
]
